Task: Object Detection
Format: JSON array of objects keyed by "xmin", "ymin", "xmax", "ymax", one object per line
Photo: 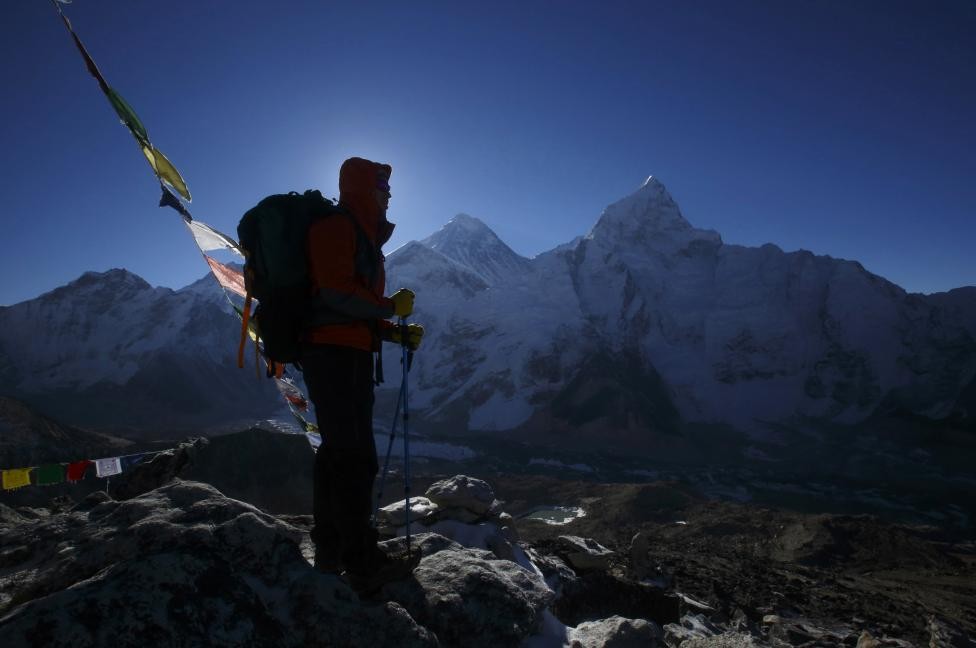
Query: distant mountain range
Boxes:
[
  {"xmin": 0, "ymin": 268, "xmax": 281, "ymax": 439},
  {"xmin": 2, "ymin": 177, "xmax": 974, "ymax": 453},
  {"xmin": 386, "ymin": 178, "xmax": 976, "ymax": 447}
]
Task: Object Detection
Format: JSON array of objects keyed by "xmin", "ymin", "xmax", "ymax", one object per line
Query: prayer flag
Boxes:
[
  {"xmin": 233, "ymin": 304, "xmax": 260, "ymax": 342},
  {"xmin": 185, "ymin": 220, "xmax": 242, "ymax": 256},
  {"xmin": 276, "ymin": 377, "xmax": 309, "ymax": 411},
  {"xmin": 160, "ymin": 185, "xmax": 193, "ymax": 221},
  {"xmin": 140, "ymin": 144, "xmax": 191, "ymax": 201},
  {"xmin": 292, "ymin": 408, "xmax": 318, "ymax": 434},
  {"xmin": 66, "ymin": 460, "xmax": 92, "ymax": 482},
  {"xmin": 36, "ymin": 463, "xmax": 66, "ymax": 486},
  {"xmin": 205, "ymin": 256, "xmax": 247, "ymax": 298},
  {"xmin": 53, "ymin": 3, "xmax": 111, "ymax": 94},
  {"xmin": 107, "ymin": 87, "xmax": 150, "ymax": 145},
  {"xmin": 94, "ymin": 457, "xmax": 122, "ymax": 478},
  {"xmin": 2, "ymin": 468, "xmax": 33, "ymax": 490}
]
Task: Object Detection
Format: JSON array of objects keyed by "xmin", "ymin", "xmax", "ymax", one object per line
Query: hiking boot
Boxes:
[{"xmin": 344, "ymin": 550, "xmax": 421, "ymax": 595}]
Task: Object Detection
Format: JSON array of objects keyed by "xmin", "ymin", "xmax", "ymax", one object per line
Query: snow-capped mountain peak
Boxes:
[
  {"xmin": 35, "ymin": 268, "xmax": 167, "ymax": 312},
  {"xmin": 64, "ymin": 268, "xmax": 151, "ymax": 294},
  {"xmin": 589, "ymin": 177, "xmax": 721, "ymax": 249},
  {"xmin": 419, "ymin": 213, "xmax": 530, "ymax": 284},
  {"xmin": 422, "ymin": 213, "xmax": 504, "ymax": 252}
]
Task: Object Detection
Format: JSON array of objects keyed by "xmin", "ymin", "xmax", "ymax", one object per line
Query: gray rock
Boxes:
[
  {"xmin": 498, "ymin": 511, "xmax": 520, "ymax": 542},
  {"xmin": 629, "ymin": 530, "xmax": 651, "ymax": 578},
  {"xmin": 0, "ymin": 480, "xmax": 436, "ymax": 647},
  {"xmin": 108, "ymin": 438, "xmax": 202, "ymax": 500},
  {"xmin": 415, "ymin": 519, "xmax": 516, "ymax": 562},
  {"xmin": 554, "ymin": 535, "xmax": 616, "ymax": 571},
  {"xmin": 763, "ymin": 615, "xmax": 856, "ymax": 646},
  {"xmin": 376, "ymin": 496, "xmax": 440, "ymax": 530},
  {"xmin": 555, "ymin": 571, "xmax": 680, "ymax": 628},
  {"xmin": 680, "ymin": 633, "xmax": 763, "ymax": 647},
  {"xmin": 663, "ymin": 614, "xmax": 722, "ymax": 646},
  {"xmin": 10, "ymin": 507, "xmax": 49, "ymax": 521},
  {"xmin": 425, "ymin": 474, "xmax": 496, "ymax": 515},
  {"xmin": 431, "ymin": 505, "xmax": 485, "ymax": 524},
  {"xmin": 485, "ymin": 527, "xmax": 516, "ymax": 562},
  {"xmin": 569, "ymin": 615, "xmax": 663, "ymax": 647},
  {"xmin": 0, "ymin": 503, "xmax": 25, "ymax": 525},
  {"xmin": 523, "ymin": 545, "xmax": 579, "ymax": 597},
  {"xmin": 855, "ymin": 631, "xmax": 914, "ymax": 648},
  {"xmin": 857, "ymin": 631, "xmax": 882, "ymax": 648},
  {"xmin": 927, "ymin": 615, "xmax": 971, "ymax": 647},
  {"xmin": 383, "ymin": 535, "xmax": 554, "ymax": 648},
  {"xmin": 382, "ymin": 531, "xmax": 463, "ymax": 558}
]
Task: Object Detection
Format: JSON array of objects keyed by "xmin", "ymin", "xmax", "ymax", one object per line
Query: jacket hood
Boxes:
[{"xmin": 338, "ymin": 157, "xmax": 395, "ymax": 247}]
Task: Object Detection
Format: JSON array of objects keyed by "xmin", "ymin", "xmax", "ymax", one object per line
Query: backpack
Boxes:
[{"xmin": 236, "ymin": 190, "xmax": 345, "ymax": 369}]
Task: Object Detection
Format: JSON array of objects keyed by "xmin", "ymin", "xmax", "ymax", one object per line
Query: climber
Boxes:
[{"xmin": 301, "ymin": 156, "xmax": 425, "ymax": 591}]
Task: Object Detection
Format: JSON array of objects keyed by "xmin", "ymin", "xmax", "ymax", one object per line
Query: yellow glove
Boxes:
[
  {"xmin": 390, "ymin": 323, "xmax": 425, "ymax": 351},
  {"xmin": 389, "ymin": 288, "xmax": 415, "ymax": 317}
]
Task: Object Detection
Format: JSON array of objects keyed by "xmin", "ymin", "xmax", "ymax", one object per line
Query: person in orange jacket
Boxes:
[{"xmin": 302, "ymin": 156, "xmax": 424, "ymax": 590}]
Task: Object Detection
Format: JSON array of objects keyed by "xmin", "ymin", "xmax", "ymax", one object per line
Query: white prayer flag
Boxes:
[
  {"xmin": 95, "ymin": 457, "xmax": 122, "ymax": 478},
  {"xmin": 185, "ymin": 219, "xmax": 243, "ymax": 257}
]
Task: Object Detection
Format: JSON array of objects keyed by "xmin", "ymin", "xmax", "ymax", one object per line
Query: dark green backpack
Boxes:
[{"xmin": 237, "ymin": 190, "xmax": 345, "ymax": 366}]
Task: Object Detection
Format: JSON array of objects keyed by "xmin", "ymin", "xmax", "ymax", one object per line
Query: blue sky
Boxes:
[{"xmin": 1, "ymin": 0, "xmax": 973, "ymax": 305}]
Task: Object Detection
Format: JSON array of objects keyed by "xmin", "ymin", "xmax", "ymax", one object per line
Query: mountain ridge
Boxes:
[{"xmin": 2, "ymin": 178, "xmax": 973, "ymax": 451}]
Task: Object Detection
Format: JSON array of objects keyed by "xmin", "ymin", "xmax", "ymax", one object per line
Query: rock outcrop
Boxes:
[
  {"xmin": 0, "ymin": 481, "xmax": 433, "ymax": 647},
  {"xmin": 1, "ymin": 469, "xmax": 971, "ymax": 647},
  {"xmin": 0, "ymin": 473, "xmax": 670, "ymax": 647}
]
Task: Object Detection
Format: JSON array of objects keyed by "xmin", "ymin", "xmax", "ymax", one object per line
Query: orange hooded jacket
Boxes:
[{"xmin": 304, "ymin": 157, "xmax": 396, "ymax": 351}]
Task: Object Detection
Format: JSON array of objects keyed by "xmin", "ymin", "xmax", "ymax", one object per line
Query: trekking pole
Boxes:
[
  {"xmin": 373, "ymin": 363, "xmax": 405, "ymax": 520},
  {"xmin": 400, "ymin": 317, "xmax": 413, "ymax": 557}
]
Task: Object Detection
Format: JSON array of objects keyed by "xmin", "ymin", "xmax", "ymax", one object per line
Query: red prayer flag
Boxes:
[
  {"xmin": 54, "ymin": 6, "xmax": 110, "ymax": 94},
  {"xmin": 66, "ymin": 460, "xmax": 92, "ymax": 482},
  {"xmin": 205, "ymin": 256, "xmax": 247, "ymax": 298}
]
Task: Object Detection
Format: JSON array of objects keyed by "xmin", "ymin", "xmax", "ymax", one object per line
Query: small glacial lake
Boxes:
[{"xmin": 520, "ymin": 506, "xmax": 586, "ymax": 525}]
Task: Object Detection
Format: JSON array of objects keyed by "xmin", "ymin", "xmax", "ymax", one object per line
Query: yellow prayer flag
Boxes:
[
  {"xmin": 2, "ymin": 468, "xmax": 33, "ymax": 490},
  {"xmin": 140, "ymin": 144, "xmax": 192, "ymax": 202}
]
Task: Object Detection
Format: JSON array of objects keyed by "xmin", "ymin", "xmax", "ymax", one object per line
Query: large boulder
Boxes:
[
  {"xmin": 382, "ymin": 532, "xmax": 554, "ymax": 647},
  {"xmin": 424, "ymin": 474, "xmax": 497, "ymax": 515},
  {"xmin": 375, "ymin": 496, "xmax": 441, "ymax": 530},
  {"xmin": 0, "ymin": 480, "xmax": 434, "ymax": 647},
  {"xmin": 568, "ymin": 615, "xmax": 663, "ymax": 647},
  {"xmin": 664, "ymin": 614, "xmax": 724, "ymax": 646},
  {"xmin": 553, "ymin": 534, "xmax": 616, "ymax": 571}
]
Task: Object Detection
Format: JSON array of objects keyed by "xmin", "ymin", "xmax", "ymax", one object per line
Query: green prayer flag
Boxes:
[
  {"xmin": 107, "ymin": 87, "xmax": 150, "ymax": 145},
  {"xmin": 36, "ymin": 463, "xmax": 65, "ymax": 486},
  {"xmin": 292, "ymin": 409, "xmax": 317, "ymax": 433}
]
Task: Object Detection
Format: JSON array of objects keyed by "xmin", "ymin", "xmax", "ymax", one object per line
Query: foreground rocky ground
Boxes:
[
  {"xmin": 496, "ymin": 475, "xmax": 976, "ymax": 647},
  {"xmin": 1, "ymin": 433, "xmax": 973, "ymax": 646}
]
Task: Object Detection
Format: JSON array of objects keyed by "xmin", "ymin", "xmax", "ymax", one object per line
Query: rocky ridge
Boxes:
[{"xmin": 2, "ymin": 451, "xmax": 972, "ymax": 647}]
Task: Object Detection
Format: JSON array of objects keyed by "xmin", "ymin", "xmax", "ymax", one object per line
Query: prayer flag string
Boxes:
[
  {"xmin": 1, "ymin": 450, "xmax": 167, "ymax": 491},
  {"xmin": 49, "ymin": 1, "xmax": 317, "ymax": 446}
]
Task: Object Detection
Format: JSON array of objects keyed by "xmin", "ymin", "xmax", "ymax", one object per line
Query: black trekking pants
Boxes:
[{"xmin": 301, "ymin": 343, "xmax": 379, "ymax": 570}]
